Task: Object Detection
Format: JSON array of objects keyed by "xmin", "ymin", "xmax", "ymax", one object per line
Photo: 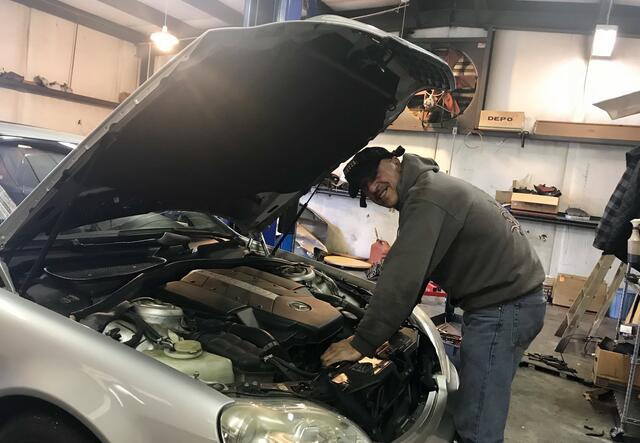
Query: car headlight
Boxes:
[{"xmin": 219, "ymin": 399, "xmax": 371, "ymax": 443}]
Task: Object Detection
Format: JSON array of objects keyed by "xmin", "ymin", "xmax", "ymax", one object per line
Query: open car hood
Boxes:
[{"xmin": 0, "ymin": 16, "xmax": 453, "ymax": 250}]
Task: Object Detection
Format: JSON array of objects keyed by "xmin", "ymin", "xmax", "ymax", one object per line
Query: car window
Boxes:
[
  {"xmin": 0, "ymin": 145, "xmax": 66, "ymax": 205},
  {"xmin": 0, "ymin": 148, "xmax": 38, "ymax": 203},
  {"xmin": 24, "ymin": 151, "xmax": 65, "ymax": 181},
  {"xmin": 0, "ymin": 184, "xmax": 17, "ymax": 221}
]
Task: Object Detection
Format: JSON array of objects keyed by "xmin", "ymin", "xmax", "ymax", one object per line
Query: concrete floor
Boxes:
[
  {"xmin": 506, "ymin": 304, "xmax": 617, "ymax": 443},
  {"xmin": 421, "ymin": 298, "xmax": 629, "ymax": 442}
]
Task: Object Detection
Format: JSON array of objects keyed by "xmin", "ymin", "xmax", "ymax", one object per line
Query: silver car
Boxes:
[{"xmin": 0, "ymin": 16, "xmax": 457, "ymax": 443}]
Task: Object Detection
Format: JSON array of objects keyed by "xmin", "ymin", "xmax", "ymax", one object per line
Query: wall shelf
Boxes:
[
  {"xmin": 316, "ymin": 187, "xmax": 600, "ymax": 230},
  {"xmin": 0, "ymin": 76, "xmax": 119, "ymax": 109},
  {"xmin": 511, "ymin": 211, "xmax": 600, "ymax": 230},
  {"xmin": 471, "ymin": 129, "xmax": 638, "ymax": 148}
]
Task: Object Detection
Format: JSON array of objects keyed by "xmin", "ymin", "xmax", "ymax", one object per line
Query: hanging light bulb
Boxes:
[
  {"xmin": 150, "ymin": 0, "xmax": 178, "ymax": 53},
  {"xmin": 151, "ymin": 25, "xmax": 179, "ymax": 52}
]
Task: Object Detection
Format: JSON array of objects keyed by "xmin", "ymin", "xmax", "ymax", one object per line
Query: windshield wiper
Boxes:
[{"xmin": 117, "ymin": 227, "xmax": 233, "ymax": 239}]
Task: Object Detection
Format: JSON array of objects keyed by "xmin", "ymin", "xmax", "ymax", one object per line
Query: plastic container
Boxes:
[
  {"xmin": 543, "ymin": 275, "xmax": 555, "ymax": 303},
  {"xmin": 608, "ymin": 288, "xmax": 636, "ymax": 319},
  {"xmin": 369, "ymin": 239, "xmax": 390, "ymax": 264},
  {"xmin": 144, "ymin": 340, "xmax": 234, "ymax": 384}
]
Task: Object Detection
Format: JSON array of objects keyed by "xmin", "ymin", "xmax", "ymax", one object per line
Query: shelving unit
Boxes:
[
  {"xmin": 611, "ymin": 273, "xmax": 640, "ymax": 440},
  {"xmin": 389, "ymin": 127, "xmax": 640, "ymax": 148},
  {"xmin": 315, "ymin": 187, "xmax": 601, "ymax": 230},
  {"xmin": 476, "ymin": 128, "xmax": 639, "ymax": 148},
  {"xmin": 0, "ymin": 76, "xmax": 119, "ymax": 109},
  {"xmin": 510, "ymin": 211, "xmax": 599, "ymax": 230}
]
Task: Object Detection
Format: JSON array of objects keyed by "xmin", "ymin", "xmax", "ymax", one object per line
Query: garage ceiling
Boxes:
[
  {"xmin": 343, "ymin": 0, "xmax": 640, "ymax": 37},
  {"xmin": 9, "ymin": 0, "xmax": 640, "ymax": 44},
  {"xmin": 11, "ymin": 0, "xmax": 244, "ymax": 41},
  {"xmin": 323, "ymin": 0, "xmax": 406, "ymax": 11}
]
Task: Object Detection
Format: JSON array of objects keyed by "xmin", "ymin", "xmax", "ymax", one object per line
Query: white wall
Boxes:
[
  {"xmin": 0, "ymin": 0, "xmax": 140, "ymax": 135},
  {"xmin": 310, "ymin": 131, "xmax": 626, "ymax": 279},
  {"xmin": 486, "ymin": 30, "xmax": 640, "ymax": 128},
  {"xmin": 308, "ymin": 28, "xmax": 638, "ymax": 282}
]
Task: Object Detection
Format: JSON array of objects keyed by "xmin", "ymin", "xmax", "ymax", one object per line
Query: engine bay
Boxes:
[{"xmin": 23, "ymin": 254, "xmax": 441, "ymax": 442}]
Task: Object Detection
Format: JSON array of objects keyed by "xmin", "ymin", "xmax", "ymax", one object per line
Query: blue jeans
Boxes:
[{"xmin": 452, "ymin": 287, "xmax": 546, "ymax": 443}]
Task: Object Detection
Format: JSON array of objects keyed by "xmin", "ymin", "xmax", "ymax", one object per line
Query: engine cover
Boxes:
[{"xmin": 163, "ymin": 266, "xmax": 343, "ymax": 344}]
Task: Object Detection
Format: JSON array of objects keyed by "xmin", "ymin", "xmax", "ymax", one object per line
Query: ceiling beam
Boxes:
[
  {"xmin": 96, "ymin": 0, "xmax": 202, "ymax": 38},
  {"xmin": 351, "ymin": 1, "xmax": 640, "ymax": 37},
  {"xmin": 181, "ymin": 0, "xmax": 243, "ymax": 26},
  {"xmin": 11, "ymin": 0, "xmax": 146, "ymax": 43}
]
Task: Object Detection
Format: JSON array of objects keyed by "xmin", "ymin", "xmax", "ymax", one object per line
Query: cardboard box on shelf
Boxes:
[
  {"xmin": 495, "ymin": 190, "xmax": 512, "ymax": 204},
  {"xmin": 552, "ymin": 273, "xmax": 606, "ymax": 313},
  {"xmin": 511, "ymin": 193, "xmax": 559, "ymax": 215},
  {"xmin": 594, "ymin": 346, "xmax": 640, "ymax": 389},
  {"xmin": 479, "ymin": 110, "xmax": 525, "ymax": 132}
]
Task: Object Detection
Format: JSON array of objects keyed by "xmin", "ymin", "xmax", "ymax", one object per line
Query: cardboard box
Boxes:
[
  {"xmin": 552, "ymin": 273, "xmax": 606, "ymax": 313},
  {"xmin": 511, "ymin": 193, "xmax": 559, "ymax": 215},
  {"xmin": 479, "ymin": 110, "xmax": 525, "ymax": 132},
  {"xmin": 495, "ymin": 190, "xmax": 512, "ymax": 204},
  {"xmin": 594, "ymin": 346, "xmax": 640, "ymax": 389}
]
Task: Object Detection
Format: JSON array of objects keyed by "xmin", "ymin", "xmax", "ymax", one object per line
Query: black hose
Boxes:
[
  {"xmin": 265, "ymin": 355, "xmax": 317, "ymax": 380},
  {"xmin": 310, "ymin": 290, "xmax": 366, "ymax": 319},
  {"xmin": 117, "ymin": 313, "xmax": 145, "ymax": 348},
  {"xmin": 334, "ymin": 279, "xmax": 372, "ymax": 305},
  {"xmin": 105, "ymin": 310, "xmax": 164, "ymax": 348}
]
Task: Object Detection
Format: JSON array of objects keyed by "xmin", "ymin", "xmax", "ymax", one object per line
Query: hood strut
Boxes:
[
  {"xmin": 271, "ymin": 186, "xmax": 320, "ymax": 256},
  {"xmin": 18, "ymin": 204, "xmax": 71, "ymax": 297}
]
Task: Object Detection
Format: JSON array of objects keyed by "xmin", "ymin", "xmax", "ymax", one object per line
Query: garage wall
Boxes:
[
  {"xmin": 308, "ymin": 28, "xmax": 639, "ymax": 282},
  {"xmin": 0, "ymin": 1, "xmax": 140, "ymax": 135},
  {"xmin": 486, "ymin": 30, "xmax": 640, "ymax": 128}
]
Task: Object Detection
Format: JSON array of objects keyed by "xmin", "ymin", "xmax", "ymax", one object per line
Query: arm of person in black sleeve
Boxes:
[{"xmin": 321, "ymin": 198, "xmax": 462, "ymax": 366}]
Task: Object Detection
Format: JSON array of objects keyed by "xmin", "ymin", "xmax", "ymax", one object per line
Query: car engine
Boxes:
[{"xmin": 77, "ymin": 260, "xmax": 440, "ymax": 442}]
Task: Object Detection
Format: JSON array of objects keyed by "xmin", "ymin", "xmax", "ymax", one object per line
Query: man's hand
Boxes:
[{"xmin": 321, "ymin": 336, "xmax": 363, "ymax": 366}]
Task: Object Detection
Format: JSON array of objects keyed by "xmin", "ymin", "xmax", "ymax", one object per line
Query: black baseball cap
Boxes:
[{"xmin": 344, "ymin": 146, "xmax": 405, "ymax": 202}]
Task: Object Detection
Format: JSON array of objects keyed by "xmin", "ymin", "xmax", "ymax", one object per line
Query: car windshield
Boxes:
[
  {"xmin": 61, "ymin": 211, "xmax": 236, "ymax": 237},
  {"xmin": 0, "ymin": 144, "xmax": 67, "ymax": 205}
]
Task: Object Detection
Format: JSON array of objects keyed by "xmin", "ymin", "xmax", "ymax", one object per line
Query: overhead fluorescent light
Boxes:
[
  {"xmin": 594, "ymin": 91, "xmax": 640, "ymax": 120},
  {"xmin": 592, "ymin": 24, "xmax": 618, "ymax": 57},
  {"xmin": 151, "ymin": 25, "xmax": 179, "ymax": 53}
]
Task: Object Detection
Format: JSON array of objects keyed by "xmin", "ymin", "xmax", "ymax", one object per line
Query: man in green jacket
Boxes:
[{"xmin": 321, "ymin": 146, "xmax": 546, "ymax": 443}]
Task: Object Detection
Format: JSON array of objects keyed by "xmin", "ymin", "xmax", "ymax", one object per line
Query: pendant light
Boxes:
[{"xmin": 151, "ymin": 0, "xmax": 179, "ymax": 53}]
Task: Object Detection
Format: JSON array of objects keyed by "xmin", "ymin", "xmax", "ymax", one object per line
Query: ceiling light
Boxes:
[
  {"xmin": 592, "ymin": 24, "xmax": 618, "ymax": 57},
  {"xmin": 151, "ymin": 25, "xmax": 179, "ymax": 53}
]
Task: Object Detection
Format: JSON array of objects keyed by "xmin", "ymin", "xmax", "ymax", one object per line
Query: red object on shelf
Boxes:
[
  {"xmin": 424, "ymin": 281, "xmax": 447, "ymax": 297},
  {"xmin": 368, "ymin": 239, "xmax": 390, "ymax": 264}
]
